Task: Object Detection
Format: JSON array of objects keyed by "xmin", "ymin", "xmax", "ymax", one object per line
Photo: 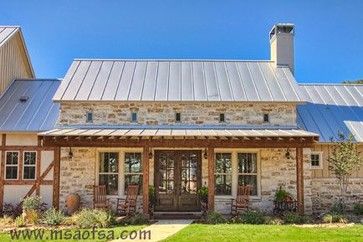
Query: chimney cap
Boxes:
[{"xmin": 269, "ymin": 23, "xmax": 295, "ymax": 39}]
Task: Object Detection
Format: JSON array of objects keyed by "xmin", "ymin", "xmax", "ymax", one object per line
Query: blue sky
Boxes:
[{"xmin": 1, "ymin": 0, "xmax": 362, "ymax": 83}]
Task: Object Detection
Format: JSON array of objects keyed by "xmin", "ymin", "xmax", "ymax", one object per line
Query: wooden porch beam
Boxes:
[
  {"xmin": 296, "ymin": 147, "xmax": 304, "ymax": 215},
  {"xmin": 142, "ymin": 146, "xmax": 149, "ymax": 216},
  {"xmin": 0, "ymin": 134, "xmax": 6, "ymax": 211},
  {"xmin": 207, "ymin": 147, "xmax": 215, "ymax": 211},
  {"xmin": 52, "ymin": 148, "xmax": 60, "ymax": 209}
]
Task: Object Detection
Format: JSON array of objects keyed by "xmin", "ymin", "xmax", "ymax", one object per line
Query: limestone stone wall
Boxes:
[{"xmin": 58, "ymin": 102, "xmax": 296, "ymax": 126}]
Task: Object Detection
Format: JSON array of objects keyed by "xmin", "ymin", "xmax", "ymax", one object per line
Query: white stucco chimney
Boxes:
[{"xmin": 269, "ymin": 23, "xmax": 295, "ymax": 73}]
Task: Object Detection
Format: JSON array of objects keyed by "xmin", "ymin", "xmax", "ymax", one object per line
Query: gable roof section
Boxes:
[
  {"xmin": 0, "ymin": 79, "xmax": 60, "ymax": 132},
  {"xmin": 297, "ymin": 84, "xmax": 363, "ymax": 142},
  {"xmin": 0, "ymin": 26, "xmax": 35, "ymax": 77},
  {"xmin": 53, "ymin": 59, "xmax": 304, "ymax": 102}
]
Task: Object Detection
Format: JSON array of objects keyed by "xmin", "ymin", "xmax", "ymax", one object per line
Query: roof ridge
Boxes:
[
  {"xmin": 73, "ymin": 58, "xmax": 274, "ymax": 63},
  {"xmin": 299, "ymin": 83, "xmax": 363, "ymax": 86},
  {"xmin": 14, "ymin": 78, "xmax": 61, "ymax": 81}
]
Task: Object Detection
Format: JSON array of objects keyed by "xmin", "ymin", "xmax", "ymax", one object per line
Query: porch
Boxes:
[{"xmin": 39, "ymin": 127, "xmax": 318, "ymax": 215}]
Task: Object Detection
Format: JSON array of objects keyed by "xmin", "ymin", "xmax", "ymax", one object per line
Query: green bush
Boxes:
[
  {"xmin": 322, "ymin": 213, "xmax": 348, "ymax": 223},
  {"xmin": 274, "ymin": 186, "xmax": 290, "ymax": 202},
  {"xmin": 123, "ymin": 213, "xmax": 149, "ymax": 225},
  {"xmin": 265, "ymin": 216, "xmax": 283, "ymax": 225},
  {"xmin": 197, "ymin": 186, "xmax": 208, "ymax": 203},
  {"xmin": 22, "ymin": 196, "xmax": 43, "ymax": 211},
  {"xmin": 73, "ymin": 209, "xmax": 114, "ymax": 228},
  {"xmin": 283, "ymin": 212, "xmax": 307, "ymax": 224},
  {"xmin": 353, "ymin": 203, "xmax": 363, "ymax": 215},
  {"xmin": 322, "ymin": 214, "xmax": 333, "ymax": 223},
  {"xmin": 42, "ymin": 208, "xmax": 65, "ymax": 225},
  {"xmin": 330, "ymin": 201, "xmax": 346, "ymax": 214},
  {"xmin": 239, "ymin": 210, "xmax": 266, "ymax": 224},
  {"xmin": 204, "ymin": 211, "xmax": 226, "ymax": 224},
  {"xmin": 15, "ymin": 216, "xmax": 26, "ymax": 227}
]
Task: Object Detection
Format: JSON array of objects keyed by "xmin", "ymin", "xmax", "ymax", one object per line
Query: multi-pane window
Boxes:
[
  {"xmin": 215, "ymin": 153, "xmax": 232, "ymax": 195},
  {"xmin": 99, "ymin": 152, "xmax": 119, "ymax": 195},
  {"xmin": 5, "ymin": 152, "xmax": 19, "ymax": 180},
  {"xmin": 310, "ymin": 153, "xmax": 322, "ymax": 169},
  {"xmin": 124, "ymin": 153, "xmax": 142, "ymax": 194},
  {"xmin": 238, "ymin": 153, "xmax": 258, "ymax": 196},
  {"xmin": 23, "ymin": 152, "xmax": 36, "ymax": 180}
]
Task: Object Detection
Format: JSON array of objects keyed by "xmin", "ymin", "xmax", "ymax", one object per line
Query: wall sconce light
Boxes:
[
  {"xmin": 148, "ymin": 149, "xmax": 153, "ymax": 159},
  {"xmin": 68, "ymin": 147, "xmax": 73, "ymax": 159},
  {"xmin": 203, "ymin": 148, "xmax": 208, "ymax": 159},
  {"xmin": 285, "ymin": 148, "xmax": 291, "ymax": 159}
]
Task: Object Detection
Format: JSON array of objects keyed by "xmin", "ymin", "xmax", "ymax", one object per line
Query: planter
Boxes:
[{"xmin": 65, "ymin": 193, "xmax": 81, "ymax": 215}]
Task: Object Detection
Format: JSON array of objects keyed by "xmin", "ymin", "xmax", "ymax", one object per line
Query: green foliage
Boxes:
[
  {"xmin": 22, "ymin": 196, "xmax": 42, "ymax": 211},
  {"xmin": 238, "ymin": 210, "xmax": 266, "ymax": 224},
  {"xmin": 274, "ymin": 186, "xmax": 290, "ymax": 202},
  {"xmin": 204, "ymin": 211, "xmax": 226, "ymax": 224},
  {"xmin": 323, "ymin": 213, "xmax": 348, "ymax": 223},
  {"xmin": 73, "ymin": 209, "xmax": 114, "ymax": 228},
  {"xmin": 15, "ymin": 216, "xmax": 26, "ymax": 227},
  {"xmin": 149, "ymin": 186, "xmax": 157, "ymax": 207},
  {"xmin": 265, "ymin": 216, "xmax": 283, "ymax": 225},
  {"xmin": 322, "ymin": 214, "xmax": 333, "ymax": 223},
  {"xmin": 123, "ymin": 213, "xmax": 149, "ymax": 225},
  {"xmin": 283, "ymin": 212, "xmax": 307, "ymax": 224},
  {"xmin": 353, "ymin": 203, "xmax": 363, "ymax": 215},
  {"xmin": 42, "ymin": 208, "xmax": 65, "ymax": 225},
  {"xmin": 330, "ymin": 201, "xmax": 346, "ymax": 215},
  {"xmin": 197, "ymin": 186, "xmax": 208, "ymax": 203},
  {"xmin": 0, "ymin": 216, "xmax": 14, "ymax": 226}
]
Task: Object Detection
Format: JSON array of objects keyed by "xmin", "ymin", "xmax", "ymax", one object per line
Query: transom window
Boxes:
[
  {"xmin": 310, "ymin": 152, "xmax": 323, "ymax": 169},
  {"xmin": 238, "ymin": 153, "xmax": 258, "ymax": 196},
  {"xmin": 215, "ymin": 153, "xmax": 232, "ymax": 195},
  {"xmin": 5, "ymin": 152, "xmax": 19, "ymax": 180},
  {"xmin": 124, "ymin": 153, "xmax": 142, "ymax": 194},
  {"xmin": 99, "ymin": 152, "xmax": 119, "ymax": 195},
  {"xmin": 23, "ymin": 151, "xmax": 36, "ymax": 180}
]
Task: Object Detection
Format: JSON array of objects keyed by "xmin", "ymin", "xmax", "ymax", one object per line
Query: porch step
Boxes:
[{"xmin": 153, "ymin": 211, "xmax": 202, "ymax": 219}]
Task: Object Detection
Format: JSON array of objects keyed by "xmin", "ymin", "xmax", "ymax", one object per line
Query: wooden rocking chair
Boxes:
[
  {"xmin": 231, "ymin": 185, "xmax": 251, "ymax": 216},
  {"xmin": 116, "ymin": 185, "xmax": 139, "ymax": 216},
  {"xmin": 93, "ymin": 185, "xmax": 110, "ymax": 210}
]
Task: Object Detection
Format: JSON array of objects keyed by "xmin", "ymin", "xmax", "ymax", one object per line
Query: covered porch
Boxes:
[{"xmin": 39, "ymin": 127, "xmax": 318, "ymax": 215}]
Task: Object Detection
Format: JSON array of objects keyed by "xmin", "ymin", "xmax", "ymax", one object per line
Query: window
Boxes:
[
  {"xmin": 263, "ymin": 114, "xmax": 269, "ymax": 123},
  {"xmin": 219, "ymin": 113, "xmax": 225, "ymax": 123},
  {"xmin": 310, "ymin": 152, "xmax": 323, "ymax": 169},
  {"xmin": 99, "ymin": 152, "xmax": 119, "ymax": 195},
  {"xmin": 175, "ymin": 113, "xmax": 181, "ymax": 122},
  {"xmin": 23, "ymin": 152, "xmax": 36, "ymax": 180},
  {"xmin": 131, "ymin": 112, "xmax": 138, "ymax": 123},
  {"xmin": 215, "ymin": 153, "xmax": 232, "ymax": 195},
  {"xmin": 124, "ymin": 153, "xmax": 142, "ymax": 194},
  {"xmin": 86, "ymin": 112, "xmax": 93, "ymax": 123},
  {"xmin": 238, "ymin": 153, "xmax": 258, "ymax": 196},
  {"xmin": 5, "ymin": 152, "xmax": 19, "ymax": 180}
]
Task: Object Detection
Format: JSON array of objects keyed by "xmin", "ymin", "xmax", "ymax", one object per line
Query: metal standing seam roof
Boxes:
[
  {"xmin": 0, "ymin": 79, "xmax": 60, "ymax": 132},
  {"xmin": 53, "ymin": 59, "xmax": 304, "ymax": 102},
  {"xmin": 297, "ymin": 84, "xmax": 363, "ymax": 142},
  {"xmin": 40, "ymin": 127, "xmax": 318, "ymax": 138},
  {"xmin": 0, "ymin": 26, "xmax": 35, "ymax": 77}
]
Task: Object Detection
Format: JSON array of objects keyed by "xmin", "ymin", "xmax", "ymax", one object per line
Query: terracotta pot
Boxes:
[{"xmin": 65, "ymin": 193, "xmax": 80, "ymax": 215}]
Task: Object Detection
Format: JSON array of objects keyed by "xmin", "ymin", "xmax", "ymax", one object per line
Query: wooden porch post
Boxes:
[
  {"xmin": 0, "ymin": 134, "xmax": 6, "ymax": 211},
  {"xmin": 296, "ymin": 147, "xmax": 304, "ymax": 214},
  {"xmin": 207, "ymin": 147, "xmax": 215, "ymax": 211},
  {"xmin": 142, "ymin": 146, "xmax": 149, "ymax": 216},
  {"xmin": 52, "ymin": 147, "xmax": 60, "ymax": 209}
]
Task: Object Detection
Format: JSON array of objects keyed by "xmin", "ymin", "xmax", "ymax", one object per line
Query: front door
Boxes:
[{"xmin": 154, "ymin": 150, "xmax": 201, "ymax": 211}]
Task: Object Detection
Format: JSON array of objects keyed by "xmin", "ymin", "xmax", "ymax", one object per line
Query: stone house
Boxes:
[{"xmin": 0, "ymin": 24, "xmax": 362, "ymax": 216}]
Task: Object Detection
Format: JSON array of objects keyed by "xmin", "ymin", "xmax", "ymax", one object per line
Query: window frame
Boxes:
[
  {"xmin": 310, "ymin": 151, "xmax": 323, "ymax": 169},
  {"xmin": 5, "ymin": 151, "xmax": 19, "ymax": 180},
  {"xmin": 22, "ymin": 151, "xmax": 37, "ymax": 180},
  {"xmin": 214, "ymin": 152, "xmax": 233, "ymax": 196},
  {"xmin": 98, "ymin": 152, "xmax": 120, "ymax": 196},
  {"xmin": 237, "ymin": 152, "xmax": 259, "ymax": 196},
  {"xmin": 124, "ymin": 152, "xmax": 143, "ymax": 195}
]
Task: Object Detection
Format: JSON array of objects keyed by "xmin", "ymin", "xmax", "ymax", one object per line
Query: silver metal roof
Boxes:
[
  {"xmin": 54, "ymin": 59, "xmax": 304, "ymax": 102},
  {"xmin": 0, "ymin": 79, "xmax": 60, "ymax": 132},
  {"xmin": 41, "ymin": 127, "xmax": 317, "ymax": 138},
  {"xmin": 297, "ymin": 84, "xmax": 363, "ymax": 142}
]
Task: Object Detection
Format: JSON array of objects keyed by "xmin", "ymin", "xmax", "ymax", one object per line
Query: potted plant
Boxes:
[
  {"xmin": 21, "ymin": 196, "xmax": 43, "ymax": 224},
  {"xmin": 197, "ymin": 186, "xmax": 208, "ymax": 213}
]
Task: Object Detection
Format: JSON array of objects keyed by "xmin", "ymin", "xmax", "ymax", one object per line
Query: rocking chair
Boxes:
[
  {"xmin": 117, "ymin": 185, "xmax": 139, "ymax": 216},
  {"xmin": 231, "ymin": 185, "xmax": 251, "ymax": 216},
  {"xmin": 93, "ymin": 185, "xmax": 110, "ymax": 210}
]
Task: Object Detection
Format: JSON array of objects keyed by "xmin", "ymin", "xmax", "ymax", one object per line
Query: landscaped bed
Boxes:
[{"xmin": 162, "ymin": 224, "xmax": 363, "ymax": 242}]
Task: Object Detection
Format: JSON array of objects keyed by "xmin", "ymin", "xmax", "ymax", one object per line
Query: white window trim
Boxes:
[
  {"xmin": 5, "ymin": 151, "xmax": 19, "ymax": 180},
  {"xmin": 214, "ymin": 149, "xmax": 261, "ymax": 199},
  {"xmin": 310, "ymin": 151, "xmax": 323, "ymax": 169},
  {"xmin": 22, "ymin": 151, "xmax": 37, "ymax": 180}
]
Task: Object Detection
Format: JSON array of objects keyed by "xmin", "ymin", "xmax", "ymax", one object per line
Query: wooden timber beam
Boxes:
[
  {"xmin": 142, "ymin": 146, "xmax": 149, "ymax": 216},
  {"xmin": 53, "ymin": 148, "xmax": 60, "ymax": 209},
  {"xmin": 296, "ymin": 147, "xmax": 304, "ymax": 215},
  {"xmin": 207, "ymin": 147, "xmax": 215, "ymax": 211},
  {"xmin": 0, "ymin": 134, "xmax": 6, "ymax": 211}
]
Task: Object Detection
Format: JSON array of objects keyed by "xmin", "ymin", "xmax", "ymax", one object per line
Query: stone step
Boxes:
[{"xmin": 153, "ymin": 211, "xmax": 203, "ymax": 219}]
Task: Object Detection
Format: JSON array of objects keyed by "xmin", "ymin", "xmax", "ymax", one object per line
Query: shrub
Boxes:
[
  {"xmin": 197, "ymin": 186, "xmax": 208, "ymax": 203},
  {"xmin": 73, "ymin": 209, "xmax": 114, "ymax": 228},
  {"xmin": 15, "ymin": 216, "xmax": 26, "ymax": 228},
  {"xmin": 204, "ymin": 211, "xmax": 226, "ymax": 224},
  {"xmin": 22, "ymin": 196, "xmax": 43, "ymax": 211},
  {"xmin": 24, "ymin": 209, "xmax": 39, "ymax": 224},
  {"xmin": 265, "ymin": 216, "xmax": 283, "ymax": 225},
  {"xmin": 0, "ymin": 216, "xmax": 14, "ymax": 226},
  {"xmin": 322, "ymin": 214, "xmax": 333, "ymax": 223},
  {"xmin": 123, "ymin": 213, "xmax": 149, "ymax": 225},
  {"xmin": 330, "ymin": 201, "xmax": 346, "ymax": 215},
  {"xmin": 239, "ymin": 210, "xmax": 266, "ymax": 224},
  {"xmin": 353, "ymin": 203, "xmax": 363, "ymax": 215},
  {"xmin": 2, "ymin": 203, "xmax": 22, "ymax": 218},
  {"xmin": 274, "ymin": 186, "xmax": 290, "ymax": 202},
  {"xmin": 42, "ymin": 208, "xmax": 65, "ymax": 226},
  {"xmin": 283, "ymin": 212, "xmax": 307, "ymax": 224}
]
